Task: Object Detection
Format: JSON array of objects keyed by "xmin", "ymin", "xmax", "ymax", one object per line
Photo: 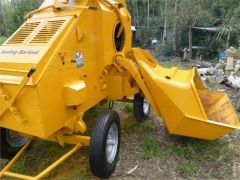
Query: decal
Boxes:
[
  {"xmin": 0, "ymin": 49, "xmax": 40, "ymax": 55},
  {"xmin": 75, "ymin": 52, "xmax": 84, "ymax": 68}
]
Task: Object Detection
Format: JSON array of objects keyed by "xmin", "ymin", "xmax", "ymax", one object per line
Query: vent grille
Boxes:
[
  {"xmin": 30, "ymin": 20, "xmax": 66, "ymax": 44},
  {"xmin": 6, "ymin": 22, "xmax": 40, "ymax": 44}
]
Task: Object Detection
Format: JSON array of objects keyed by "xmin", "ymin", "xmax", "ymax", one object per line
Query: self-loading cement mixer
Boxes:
[{"xmin": 0, "ymin": 0, "xmax": 239, "ymax": 179}]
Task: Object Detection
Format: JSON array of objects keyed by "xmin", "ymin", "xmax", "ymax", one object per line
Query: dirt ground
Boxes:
[{"xmin": 1, "ymin": 59, "xmax": 240, "ymax": 179}]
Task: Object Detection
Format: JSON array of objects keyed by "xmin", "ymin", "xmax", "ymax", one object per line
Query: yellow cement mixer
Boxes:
[{"xmin": 0, "ymin": 0, "xmax": 239, "ymax": 179}]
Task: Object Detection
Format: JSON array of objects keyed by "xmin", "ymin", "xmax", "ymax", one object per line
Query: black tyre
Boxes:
[
  {"xmin": 133, "ymin": 93, "xmax": 150, "ymax": 121},
  {"xmin": 0, "ymin": 128, "xmax": 30, "ymax": 159},
  {"xmin": 89, "ymin": 110, "xmax": 121, "ymax": 178}
]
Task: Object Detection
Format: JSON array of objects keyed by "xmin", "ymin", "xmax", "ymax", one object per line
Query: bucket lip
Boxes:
[
  {"xmin": 207, "ymin": 119, "xmax": 240, "ymax": 129},
  {"xmin": 186, "ymin": 115, "xmax": 240, "ymax": 130}
]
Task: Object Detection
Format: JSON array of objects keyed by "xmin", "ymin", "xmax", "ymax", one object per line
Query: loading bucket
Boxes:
[{"xmin": 132, "ymin": 48, "xmax": 240, "ymax": 140}]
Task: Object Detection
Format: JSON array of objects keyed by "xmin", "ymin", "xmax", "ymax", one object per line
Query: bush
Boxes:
[
  {"xmin": 0, "ymin": 36, "xmax": 7, "ymax": 45},
  {"xmin": 154, "ymin": 42, "xmax": 173, "ymax": 56},
  {"xmin": 2, "ymin": 0, "xmax": 43, "ymax": 37}
]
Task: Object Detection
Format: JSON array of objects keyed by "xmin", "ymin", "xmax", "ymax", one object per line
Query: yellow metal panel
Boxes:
[
  {"xmin": 0, "ymin": 85, "xmax": 44, "ymax": 137},
  {"xmin": 107, "ymin": 75, "xmax": 123, "ymax": 100},
  {"xmin": 63, "ymin": 80, "xmax": 87, "ymax": 106}
]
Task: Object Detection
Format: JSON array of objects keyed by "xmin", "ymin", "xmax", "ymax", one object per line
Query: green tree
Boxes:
[
  {"xmin": 0, "ymin": 0, "xmax": 4, "ymax": 36},
  {"xmin": 213, "ymin": 0, "xmax": 240, "ymax": 49},
  {"xmin": 177, "ymin": 0, "xmax": 214, "ymax": 59},
  {"xmin": 1, "ymin": 0, "xmax": 43, "ymax": 36}
]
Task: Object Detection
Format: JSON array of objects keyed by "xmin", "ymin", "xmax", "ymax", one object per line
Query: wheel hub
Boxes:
[
  {"xmin": 143, "ymin": 99, "xmax": 150, "ymax": 116},
  {"xmin": 106, "ymin": 123, "xmax": 118, "ymax": 164}
]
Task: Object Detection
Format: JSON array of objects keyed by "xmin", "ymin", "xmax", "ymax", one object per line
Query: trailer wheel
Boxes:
[
  {"xmin": 89, "ymin": 110, "xmax": 121, "ymax": 178},
  {"xmin": 0, "ymin": 128, "xmax": 30, "ymax": 159},
  {"xmin": 134, "ymin": 93, "xmax": 150, "ymax": 121}
]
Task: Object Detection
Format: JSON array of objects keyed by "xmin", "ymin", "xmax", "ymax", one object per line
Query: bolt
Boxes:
[
  {"xmin": 3, "ymin": 95, "xmax": 8, "ymax": 100},
  {"xmin": 12, "ymin": 108, "xmax": 18, "ymax": 115}
]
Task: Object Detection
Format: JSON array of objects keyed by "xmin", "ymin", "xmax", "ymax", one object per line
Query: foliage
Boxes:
[
  {"xmin": 127, "ymin": 0, "xmax": 240, "ymax": 57},
  {"xmin": 155, "ymin": 42, "xmax": 173, "ymax": 56},
  {"xmin": 144, "ymin": 136, "xmax": 159, "ymax": 159},
  {"xmin": 1, "ymin": 0, "xmax": 43, "ymax": 36},
  {"xmin": 11, "ymin": 140, "xmax": 71, "ymax": 176},
  {"xmin": 212, "ymin": 0, "xmax": 240, "ymax": 49},
  {"xmin": 68, "ymin": 169, "xmax": 87, "ymax": 180},
  {"xmin": 0, "ymin": 36, "xmax": 7, "ymax": 44},
  {"xmin": 139, "ymin": 120, "xmax": 153, "ymax": 133}
]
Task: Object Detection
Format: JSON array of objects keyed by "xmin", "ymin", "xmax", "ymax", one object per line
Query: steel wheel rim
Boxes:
[
  {"xmin": 6, "ymin": 129, "xmax": 30, "ymax": 148},
  {"xmin": 143, "ymin": 99, "xmax": 150, "ymax": 116},
  {"xmin": 106, "ymin": 123, "xmax": 118, "ymax": 164}
]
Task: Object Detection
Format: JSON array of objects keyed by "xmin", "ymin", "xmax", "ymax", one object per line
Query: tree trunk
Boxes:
[
  {"xmin": 159, "ymin": 3, "xmax": 163, "ymax": 40},
  {"xmin": 189, "ymin": 26, "xmax": 193, "ymax": 59},
  {"xmin": 173, "ymin": 0, "xmax": 178, "ymax": 56},
  {"xmin": 135, "ymin": 2, "xmax": 139, "ymax": 27},
  {"xmin": 147, "ymin": 0, "xmax": 150, "ymax": 29},
  {"xmin": 226, "ymin": 19, "xmax": 233, "ymax": 50},
  {"xmin": 11, "ymin": 0, "xmax": 20, "ymax": 7},
  {"xmin": 136, "ymin": 1, "xmax": 139, "ymax": 27},
  {"xmin": 0, "ymin": 0, "xmax": 4, "ymax": 36},
  {"xmin": 163, "ymin": 0, "xmax": 168, "ymax": 45},
  {"xmin": 226, "ymin": 30, "xmax": 231, "ymax": 49}
]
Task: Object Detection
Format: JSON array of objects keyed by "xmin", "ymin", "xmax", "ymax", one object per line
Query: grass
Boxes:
[
  {"xmin": 122, "ymin": 120, "xmax": 157, "ymax": 159},
  {"xmin": 142, "ymin": 134, "xmax": 240, "ymax": 178},
  {"xmin": 179, "ymin": 161, "xmax": 195, "ymax": 177},
  {"xmin": 139, "ymin": 120, "xmax": 153, "ymax": 133},
  {"xmin": 67, "ymin": 169, "xmax": 87, "ymax": 180},
  {"xmin": 122, "ymin": 119, "xmax": 153, "ymax": 135},
  {"xmin": 124, "ymin": 103, "xmax": 133, "ymax": 112},
  {"xmin": 10, "ymin": 140, "xmax": 71, "ymax": 176},
  {"xmin": 10, "ymin": 156, "xmax": 28, "ymax": 174},
  {"xmin": 0, "ymin": 36, "xmax": 7, "ymax": 45},
  {"xmin": 121, "ymin": 120, "xmax": 136, "ymax": 134},
  {"xmin": 143, "ymin": 136, "xmax": 160, "ymax": 159},
  {"xmin": 141, "ymin": 121, "xmax": 161, "ymax": 159}
]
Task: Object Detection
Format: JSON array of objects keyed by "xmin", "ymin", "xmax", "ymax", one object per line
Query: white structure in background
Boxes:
[
  {"xmin": 131, "ymin": 26, "xmax": 136, "ymax": 32},
  {"xmin": 228, "ymin": 72, "xmax": 240, "ymax": 89},
  {"xmin": 183, "ymin": 47, "xmax": 190, "ymax": 61},
  {"xmin": 235, "ymin": 61, "xmax": 240, "ymax": 73},
  {"xmin": 151, "ymin": 39, "xmax": 158, "ymax": 45}
]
